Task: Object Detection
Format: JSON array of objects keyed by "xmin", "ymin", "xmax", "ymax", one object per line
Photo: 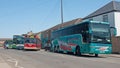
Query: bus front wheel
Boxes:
[
  {"xmin": 95, "ymin": 54, "xmax": 98, "ymax": 57},
  {"xmin": 75, "ymin": 46, "xmax": 81, "ymax": 56}
]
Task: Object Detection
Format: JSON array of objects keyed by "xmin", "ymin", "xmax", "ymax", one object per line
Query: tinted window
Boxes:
[{"xmin": 51, "ymin": 22, "xmax": 89, "ymax": 43}]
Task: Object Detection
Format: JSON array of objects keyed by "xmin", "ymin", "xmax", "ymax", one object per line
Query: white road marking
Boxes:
[
  {"xmin": 7, "ymin": 57, "xmax": 24, "ymax": 68},
  {"xmin": 0, "ymin": 53, "xmax": 24, "ymax": 68}
]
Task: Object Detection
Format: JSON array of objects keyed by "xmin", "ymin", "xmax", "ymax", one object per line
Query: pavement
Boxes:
[
  {"xmin": 0, "ymin": 55, "xmax": 11, "ymax": 68},
  {"xmin": 109, "ymin": 54, "xmax": 120, "ymax": 58}
]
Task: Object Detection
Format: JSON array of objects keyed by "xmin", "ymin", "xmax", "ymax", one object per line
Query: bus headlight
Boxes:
[{"xmin": 106, "ymin": 39, "xmax": 110, "ymax": 42}]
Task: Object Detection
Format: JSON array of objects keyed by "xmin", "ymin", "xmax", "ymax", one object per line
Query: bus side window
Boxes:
[
  {"xmin": 82, "ymin": 23, "xmax": 89, "ymax": 43},
  {"xmin": 25, "ymin": 40, "xmax": 29, "ymax": 43}
]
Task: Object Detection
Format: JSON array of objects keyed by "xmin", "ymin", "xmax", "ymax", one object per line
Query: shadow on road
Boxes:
[{"xmin": 49, "ymin": 51, "xmax": 107, "ymax": 58}]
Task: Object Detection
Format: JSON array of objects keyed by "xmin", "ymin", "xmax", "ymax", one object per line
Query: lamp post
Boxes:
[{"xmin": 60, "ymin": 0, "xmax": 64, "ymax": 28}]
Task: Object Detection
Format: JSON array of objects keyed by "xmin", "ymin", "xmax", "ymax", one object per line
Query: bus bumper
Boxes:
[
  {"xmin": 89, "ymin": 46, "xmax": 112, "ymax": 54},
  {"xmin": 16, "ymin": 46, "xmax": 24, "ymax": 50},
  {"xmin": 24, "ymin": 47, "xmax": 40, "ymax": 50}
]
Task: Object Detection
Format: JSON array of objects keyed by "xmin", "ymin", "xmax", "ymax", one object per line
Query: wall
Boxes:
[
  {"xmin": 114, "ymin": 12, "xmax": 120, "ymax": 36},
  {"xmin": 112, "ymin": 36, "xmax": 120, "ymax": 53},
  {"xmin": 88, "ymin": 12, "xmax": 115, "ymax": 27}
]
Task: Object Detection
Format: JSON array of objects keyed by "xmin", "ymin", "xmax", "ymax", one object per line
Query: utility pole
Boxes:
[{"xmin": 60, "ymin": 0, "xmax": 64, "ymax": 28}]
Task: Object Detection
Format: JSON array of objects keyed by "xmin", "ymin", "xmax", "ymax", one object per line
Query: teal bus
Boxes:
[
  {"xmin": 13, "ymin": 35, "xmax": 24, "ymax": 50},
  {"xmin": 51, "ymin": 21, "xmax": 112, "ymax": 57}
]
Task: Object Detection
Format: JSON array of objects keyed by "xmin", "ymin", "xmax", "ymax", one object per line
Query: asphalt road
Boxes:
[{"xmin": 0, "ymin": 48, "xmax": 120, "ymax": 68}]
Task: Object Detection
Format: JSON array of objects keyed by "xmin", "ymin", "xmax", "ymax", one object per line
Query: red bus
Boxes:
[{"xmin": 24, "ymin": 38, "xmax": 41, "ymax": 50}]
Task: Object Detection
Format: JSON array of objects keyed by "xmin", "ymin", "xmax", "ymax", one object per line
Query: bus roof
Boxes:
[
  {"xmin": 52, "ymin": 20, "xmax": 110, "ymax": 33},
  {"xmin": 82, "ymin": 20, "xmax": 109, "ymax": 24}
]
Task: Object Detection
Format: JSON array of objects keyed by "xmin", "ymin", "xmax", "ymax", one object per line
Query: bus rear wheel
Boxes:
[
  {"xmin": 56, "ymin": 46, "xmax": 60, "ymax": 53},
  {"xmin": 53, "ymin": 46, "xmax": 57, "ymax": 52},
  {"xmin": 75, "ymin": 46, "xmax": 81, "ymax": 56},
  {"xmin": 95, "ymin": 54, "xmax": 98, "ymax": 57}
]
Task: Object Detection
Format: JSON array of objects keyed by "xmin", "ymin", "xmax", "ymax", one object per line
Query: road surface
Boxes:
[{"xmin": 0, "ymin": 48, "xmax": 120, "ymax": 68}]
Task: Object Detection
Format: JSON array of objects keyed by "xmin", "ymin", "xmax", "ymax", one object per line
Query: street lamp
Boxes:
[{"xmin": 60, "ymin": 0, "xmax": 64, "ymax": 28}]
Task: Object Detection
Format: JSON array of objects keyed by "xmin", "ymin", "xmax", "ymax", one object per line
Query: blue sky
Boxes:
[{"xmin": 0, "ymin": 0, "xmax": 119, "ymax": 38}]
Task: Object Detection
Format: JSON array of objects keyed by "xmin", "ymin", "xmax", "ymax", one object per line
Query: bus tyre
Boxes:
[
  {"xmin": 57, "ymin": 46, "xmax": 60, "ymax": 53},
  {"xmin": 75, "ymin": 46, "xmax": 81, "ymax": 56},
  {"xmin": 53, "ymin": 46, "xmax": 56, "ymax": 52},
  {"xmin": 45, "ymin": 47, "xmax": 47, "ymax": 51},
  {"xmin": 95, "ymin": 54, "xmax": 98, "ymax": 57},
  {"xmin": 6, "ymin": 47, "xmax": 8, "ymax": 49},
  {"xmin": 45, "ymin": 48, "xmax": 47, "ymax": 51}
]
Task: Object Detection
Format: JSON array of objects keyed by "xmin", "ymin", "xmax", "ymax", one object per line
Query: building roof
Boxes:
[
  {"xmin": 49, "ymin": 18, "xmax": 82, "ymax": 31},
  {"xmin": 39, "ymin": 18, "xmax": 82, "ymax": 39},
  {"xmin": 0, "ymin": 38, "xmax": 12, "ymax": 41},
  {"xmin": 84, "ymin": 1, "xmax": 120, "ymax": 19}
]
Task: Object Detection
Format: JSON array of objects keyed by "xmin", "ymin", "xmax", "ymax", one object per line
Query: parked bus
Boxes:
[
  {"xmin": 24, "ymin": 38, "xmax": 41, "ymax": 50},
  {"xmin": 51, "ymin": 21, "xmax": 112, "ymax": 57},
  {"xmin": 13, "ymin": 35, "xmax": 24, "ymax": 50},
  {"xmin": 4, "ymin": 40, "xmax": 16, "ymax": 49}
]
